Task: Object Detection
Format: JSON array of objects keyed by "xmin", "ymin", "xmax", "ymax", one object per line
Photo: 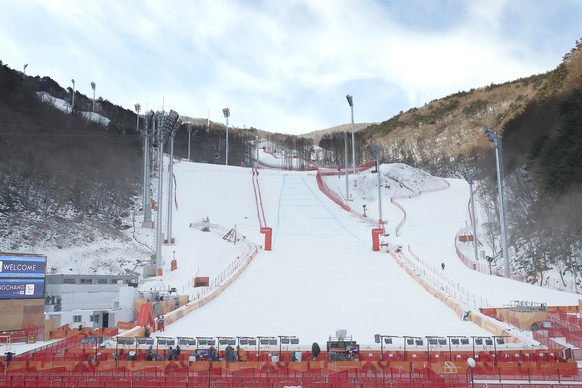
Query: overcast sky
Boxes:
[{"xmin": 1, "ymin": 0, "xmax": 581, "ymax": 135}]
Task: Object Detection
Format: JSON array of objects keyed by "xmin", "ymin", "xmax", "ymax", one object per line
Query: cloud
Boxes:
[{"xmin": 0, "ymin": 0, "xmax": 580, "ymax": 135}]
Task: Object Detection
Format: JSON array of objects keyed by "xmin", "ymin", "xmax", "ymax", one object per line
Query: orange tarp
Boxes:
[{"xmin": 117, "ymin": 321, "xmax": 136, "ymax": 331}]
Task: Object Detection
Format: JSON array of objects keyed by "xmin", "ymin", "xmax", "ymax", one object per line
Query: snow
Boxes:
[
  {"xmin": 36, "ymin": 91, "xmax": 110, "ymax": 125},
  {"xmin": 7, "ymin": 146, "xmax": 578, "ymax": 354},
  {"xmin": 135, "ymin": 148, "xmax": 579, "ymax": 347}
]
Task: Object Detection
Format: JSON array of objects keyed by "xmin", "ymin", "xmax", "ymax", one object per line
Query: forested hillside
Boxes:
[{"xmin": 0, "ymin": 62, "xmax": 143, "ymax": 251}]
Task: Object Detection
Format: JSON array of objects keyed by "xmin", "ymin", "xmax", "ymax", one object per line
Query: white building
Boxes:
[{"xmin": 44, "ymin": 275, "xmax": 138, "ymax": 329}]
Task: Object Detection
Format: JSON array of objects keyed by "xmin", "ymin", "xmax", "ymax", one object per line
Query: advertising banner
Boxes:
[
  {"xmin": 0, "ymin": 278, "xmax": 45, "ymax": 299},
  {"xmin": 0, "ymin": 254, "xmax": 46, "ymax": 300},
  {"xmin": 0, "ymin": 255, "xmax": 46, "ymax": 278}
]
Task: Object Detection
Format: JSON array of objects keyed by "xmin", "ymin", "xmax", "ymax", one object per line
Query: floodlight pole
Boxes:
[
  {"xmin": 370, "ymin": 145, "xmax": 383, "ymax": 227},
  {"xmin": 165, "ymin": 111, "xmax": 181, "ymax": 246},
  {"xmin": 142, "ymin": 110, "xmax": 153, "ymax": 228},
  {"xmin": 375, "ymin": 334, "xmax": 390, "ymax": 361},
  {"xmin": 256, "ymin": 136, "xmax": 260, "ymax": 167},
  {"xmin": 463, "ymin": 171, "xmax": 479, "ymax": 263},
  {"xmin": 346, "ymin": 94, "xmax": 357, "ymax": 183},
  {"xmin": 483, "ymin": 127, "xmax": 510, "ymax": 278},
  {"xmin": 71, "ymin": 79, "xmax": 75, "ymax": 113},
  {"xmin": 91, "ymin": 82, "xmax": 96, "ymax": 113},
  {"xmin": 136, "ymin": 103, "xmax": 146, "ymax": 219},
  {"xmin": 426, "ymin": 337, "xmax": 431, "ymax": 361},
  {"xmin": 380, "ymin": 337, "xmax": 384, "ymax": 361},
  {"xmin": 166, "ymin": 123, "xmax": 179, "ymax": 244},
  {"xmin": 377, "ymin": 159, "xmax": 383, "ymax": 226},
  {"xmin": 155, "ymin": 113, "xmax": 165, "ymax": 272},
  {"xmin": 493, "ymin": 336, "xmax": 498, "ymax": 366},
  {"xmin": 343, "ymin": 132, "xmax": 349, "ymax": 200},
  {"xmin": 186, "ymin": 124, "xmax": 192, "ymax": 162},
  {"xmin": 166, "ymin": 131, "xmax": 175, "ymax": 244},
  {"xmin": 223, "ymin": 108, "xmax": 230, "ymax": 166}
]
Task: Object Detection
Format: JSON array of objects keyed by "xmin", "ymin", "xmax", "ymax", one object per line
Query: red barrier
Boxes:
[
  {"xmin": 372, "ymin": 228, "xmax": 384, "ymax": 251},
  {"xmin": 260, "ymin": 227, "xmax": 272, "ymax": 251},
  {"xmin": 315, "ymin": 170, "xmax": 350, "ymax": 211},
  {"xmin": 2, "ymin": 356, "xmax": 577, "ymax": 388}
]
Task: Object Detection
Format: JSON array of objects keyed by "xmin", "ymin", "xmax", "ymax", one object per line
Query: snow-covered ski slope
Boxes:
[{"xmin": 146, "ymin": 149, "xmax": 578, "ymax": 346}]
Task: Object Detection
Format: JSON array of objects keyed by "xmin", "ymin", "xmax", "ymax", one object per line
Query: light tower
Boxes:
[
  {"xmin": 462, "ymin": 170, "xmax": 479, "ymax": 264},
  {"xmin": 223, "ymin": 107, "xmax": 230, "ymax": 166},
  {"xmin": 136, "ymin": 103, "xmax": 147, "ymax": 226},
  {"xmin": 186, "ymin": 124, "xmax": 192, "ymax": 162},
  {"xmin": 166, "ymin": 110, "xmax": 181, "ymax": 245},
  {"xmin": 342, "ymin": 131, "xmax": 349, "ymax": 200},
  {"xmin": 222, "ymin": 108, "xmax": 230, "ymax": 166},
  {"xmin": 71, "ymin": 79, "xmax": 75, "ymax": 113},
  {"xmin": 370, "ymin": 145, "xmax": 383, "ymax": 227},
  {"xmin": 346, "ymin": 94, "xmax": 357, "ymax": 181},
  {"xmin": 483, "ymin": 126, "xmax": 510, "ymax": 278},
  {"xmin": 142, "ymin": 109, "xmax": 154, "ymax": 228},
  {"xmin": 153, "ymin": 110, "xmax": 180, "ymax": 273},
  {"xmin": 91, "ymin": 82, "xmax": 96, "ymax": 113}
]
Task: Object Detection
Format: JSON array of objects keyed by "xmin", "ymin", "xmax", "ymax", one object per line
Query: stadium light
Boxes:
[
  {"xmin": 342, "ymin": 132, "xmax": 349, "ymax": 200},
  {"xmin": 71, "ymin": 79, "xmax": 75, "ymax": 113},
  {"xmin": 447, "ymin": 336, "xmax": 468, "ymax": 361},
  {"xmin": 166, "ymin": 110, "xmax": 181, "ymax": 245},
  {"xmin": 154, "ymin": 112, "xmax": 165, "ymax": 271},
  {"xmin": 462, "ymin": 170, "xmax": 479, "ymax": 264},
  {"xmin": 471, "ymin": 336, "xmax": 491, "ymax": 359},
  {"xmin": 278, "ymin": 336, "xmax": 299, "ymax": 360},
  {"xmin": 425, "ymin": 336, "xmax": 446, "ymax": 361},
  {"xmin": 403, "ymin": 336, "xmax": 422, "ymax": 361},
  {"xmin": 374, "ymin": 334, "xmax": 395, "ymax": 361},
  {"xmin": 370, "ymin": 145, "xmax": 383, "ymax": 227},
  {"xmin": 257, "ymin": 336, "xmax": 276, "ymax": 361},
  {"xmin": 492, "ymin": 335, "xmax": 509, "ymax": 365},
  {"xmin": 152, "ymin": 110, "xmax": 180, "ymax": 272},
  {"xmin": 346, "ymin": 94, "xmax": 356, "ymax": 182},
  {"xmin": 483, "ymin": 126, "xmax": 510, "ymax": 278},
  {"xmin": 91, "ymin": 82, "xmax": 96, "ymax": 113},
  {"xmin": 142, "ymin": 110, "xmax": 155, "ymax": 228},
  {"xmin": 135, "ymin": 104, "xmax": 146, "ymax": 222},
  {"xmin": 223, "ymin": 108, "xmax": 230, "ymax": 166}
]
